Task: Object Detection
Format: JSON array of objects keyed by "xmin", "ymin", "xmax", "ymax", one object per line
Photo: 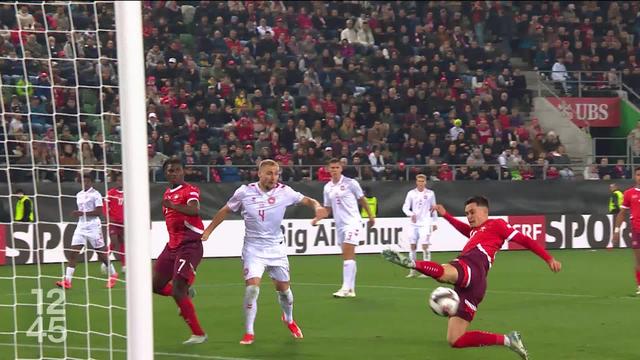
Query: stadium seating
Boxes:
[{"xmin": 2, "ymin": 1, "xmax": 638, "ymax": 183}]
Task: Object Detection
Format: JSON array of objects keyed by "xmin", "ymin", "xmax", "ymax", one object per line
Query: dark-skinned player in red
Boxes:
[
  {"xmin": 383, "ymin": 196, "xmax": 562, "ymax": 360},
  {"xmin": 152, "ymin": 159, "xmax": 207, "ymax": 345}
]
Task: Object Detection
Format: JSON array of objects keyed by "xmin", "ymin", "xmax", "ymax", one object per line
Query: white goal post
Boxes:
[{"xmin": 114, "ymin": 2, "xmax": 153, "ymax": 359}]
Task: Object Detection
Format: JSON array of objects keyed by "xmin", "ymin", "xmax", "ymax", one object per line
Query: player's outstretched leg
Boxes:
[
  {"xmin": 382, "ymin": 249, "xmax": 447, "ymax": 280},
  {"xmin": 506, "ymin": 331, "xmax": 529, "ymax": 360},
  {"xmin": 382, "ymin": 249, "xmax": 416, "ymax": 268}
]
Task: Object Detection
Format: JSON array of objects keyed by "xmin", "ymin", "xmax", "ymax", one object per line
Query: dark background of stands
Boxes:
[{"xmin": 0, "ymin": 181, "xmax": 628, "ymax": 222}]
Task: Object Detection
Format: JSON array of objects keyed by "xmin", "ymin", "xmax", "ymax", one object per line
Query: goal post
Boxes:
[{"xmin": 114, "ymin": 1, "xmax": 154, "ymax": 359}]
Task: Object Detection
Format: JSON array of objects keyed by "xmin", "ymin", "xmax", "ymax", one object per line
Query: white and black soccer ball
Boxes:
[{"xmin": 428, "ymin": 287, "xmax": 460, "ymax": 317}]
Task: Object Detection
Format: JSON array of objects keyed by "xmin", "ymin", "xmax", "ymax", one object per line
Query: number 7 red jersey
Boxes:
[{"xmin": 163, "ymin": 183, "xmax": 204, "ymax": 249}]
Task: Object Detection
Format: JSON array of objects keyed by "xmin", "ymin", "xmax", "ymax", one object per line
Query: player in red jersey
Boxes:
[
  {"xmin": 383, "ymin": 196, "xmax": 562, "ymax": 360},
  {"xmin": 104, "ymin": 172, "xmax": 125, "ymax": 272},
  {"xmin": 612, "ymin": 167, "xmax": 640, "ymax": 295},
  {"xmin": 152, "ymin": 159, "xmax": 207, "ymax": 345}
]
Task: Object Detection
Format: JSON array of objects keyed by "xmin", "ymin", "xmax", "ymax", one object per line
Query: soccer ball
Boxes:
[{"xmin": 428, "ymin": 287, "xmax": 459, "ymax": 317}]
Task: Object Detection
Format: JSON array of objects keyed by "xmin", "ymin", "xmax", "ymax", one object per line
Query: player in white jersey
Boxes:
[
  {"xmin": 201, "ymin": 160, "xmax": 328, "ymax": 345},
  {"xmin": 56, "ymin": 173, "xmax": 118, "ymax": 289},
  {"xmin": 402, "ymin": 174, "xmax": 438, "ymax": 277},
  {"xmin": 314, "ymin": 158, "xmax": 375, "ymax": 298}
]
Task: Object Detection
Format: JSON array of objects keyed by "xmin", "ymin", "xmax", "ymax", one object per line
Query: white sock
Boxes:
[
  {"xmin": 65, "ymin": 267, "xmax": 75, "ymax": 282},
  {"xmin": 277, "ymin": 288, "xmax": 294, "ymax": 323},
  {"xmin": 342, "ymin": 260, "xmax": 356, "ymax": 290},
  {"xmin": 347, "ymin": 260, "xmax": 357, "ymax": 290},
  {"xmin": 409, "ymin": 249, "xmax": 417, "ymax": 263},
  {"xmin": 504, "ymin": 335, "xmax": 511, "ymax": 347},
  {"xmin": 422, "ymin": 249, "xmax": 431, "ymax": 261},
  {"xmin": 243, "ymin": 285, "xmax": 260, "ymax": 335},
  {"xmin": 108, "ymin": 264, "xmax": 116, "ymax": 276}
]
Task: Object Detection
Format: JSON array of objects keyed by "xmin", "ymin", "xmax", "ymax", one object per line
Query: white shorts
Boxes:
[
  {"xmin": 72, "ymin": 227, "xmax": 105, "ymax": 248},
  {"xmin": 406, "ymin": 226, "xmax": 431, "ymax": 246},
  {"xmin": 336, "ymin": 224, "xmax": 364, "ymax": 246},
  {"xmin": 241, "ymin": 252, "xmax": 290, "ymax": 282}
]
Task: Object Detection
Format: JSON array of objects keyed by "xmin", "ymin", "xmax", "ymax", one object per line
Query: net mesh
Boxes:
[{"xmin": 0, "ymin": 1, "xmax": 126, "ymax": 358}]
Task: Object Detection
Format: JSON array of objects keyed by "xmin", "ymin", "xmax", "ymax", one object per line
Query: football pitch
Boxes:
[{"xmin": 0, "ymin": 249, "xmax": 637, "ymax": 360}]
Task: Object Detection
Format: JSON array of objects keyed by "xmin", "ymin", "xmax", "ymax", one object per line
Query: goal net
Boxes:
[{"xmin": 0, "ymin": 1, "xmax": 150, "ymax": 359}]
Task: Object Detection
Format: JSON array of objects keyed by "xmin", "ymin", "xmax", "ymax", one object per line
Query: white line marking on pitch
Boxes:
[
  {"xmin": 0, "ymin": 342, "xmax": 260, "ymax": 360},
  {"xmin": 1, "ymin": 281, "xmax": 635, "ymax": 301}
]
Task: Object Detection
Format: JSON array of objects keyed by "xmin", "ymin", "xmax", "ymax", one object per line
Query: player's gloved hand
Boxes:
[{"xmin": 547, "ymin": 258, "xmax": 562, "ymax": 273}]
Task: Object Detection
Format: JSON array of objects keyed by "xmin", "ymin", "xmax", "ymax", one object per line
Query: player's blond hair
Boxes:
[
  {"xmin": 259, "ymin": 159, "xmax": 279, "ymax": 171},
  {"xmin": 416, "ymin": 174, "xmax": 427, "ymax": 181}
]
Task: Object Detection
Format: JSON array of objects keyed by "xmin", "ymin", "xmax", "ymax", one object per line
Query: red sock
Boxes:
[
  {"xmin": 453, "ymin": 331, "xmax": 505, "ymax": 348},
  {"xmin": 414, "ymin": 260, "xmax": 444, "ymax": 279},
  {"xmin": 635, "ymin": 270, "xmax": 640, "ymax": 286},
  {"xmin": 176, "ymin": 297, "xmax": 205, "ymax": 336},
  {"xmin": 158, "ymin": 283, "xmax": 173, "ymax": 296}
]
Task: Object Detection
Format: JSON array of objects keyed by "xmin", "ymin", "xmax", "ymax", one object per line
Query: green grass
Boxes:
[{"xmin": 0, "ymin": 249, "xmax": 638, "ymax": 360}]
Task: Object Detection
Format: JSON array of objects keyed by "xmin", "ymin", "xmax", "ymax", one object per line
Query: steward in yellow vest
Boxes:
[{"xmin": 14, "ymin": 189, "xmax": 34, "ymax": 222}]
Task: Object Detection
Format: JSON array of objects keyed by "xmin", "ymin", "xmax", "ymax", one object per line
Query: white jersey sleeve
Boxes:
[
  {"xmin": 323, "ymin": 185, "xmax": 330, "ymax": 208},
  {"xmin": 283, "ymin": 185, "xmax": 304, "ymax": 206},
  {"xmin": 350, "ymin": 179, "xmax": 364, "ymax": 199},
  {"xmin": 227, "ymin": 185, "xmax": 247, "ymax": 212},
  {"xmin": 402, "ymin": 191, "xmax": 413, "ymax": 217},
  {"xmin": 93, "ymin": 191, "xmax": 103, "ymax": 208},
  {"xmin": 430, "ymin": 191, "xmax": 438, "ymax": 223}
]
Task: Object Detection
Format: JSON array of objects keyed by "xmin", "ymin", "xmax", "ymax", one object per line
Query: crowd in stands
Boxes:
[{"xmin": 2, "ymin": 1, "xmax": 640, "ymax": 184}]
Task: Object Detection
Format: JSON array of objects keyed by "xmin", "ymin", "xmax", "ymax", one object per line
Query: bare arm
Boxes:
[
  {"xmin": 301, "ymin": 196, "xmax": 329, "ymax": 225},
  {"xmin": 433, "ymin": 204, "xmax": 470, "ymax": 237},
  {"xmin": 163, "ymin": 199, "xmax": 199, "ymax": 216},
  {"xmin": 201, "ymin": 205, "xmax": 232, "ymax": 241},
  {"xmin": 612, "ymin": 207, "xmax": 627, "ymax": 246}
]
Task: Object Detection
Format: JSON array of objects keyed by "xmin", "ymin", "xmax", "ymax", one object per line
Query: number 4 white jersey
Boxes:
[
  {"xmin": 402, "ymin": 188, "xmax": 437, "ymax": 227},
  {"xmin": 323, "ymin": 175, "xmax": 364, "ymax": 228},
  {"xmin": 227, "ymin": 182, "xmax": 304, "ymax": 249}
]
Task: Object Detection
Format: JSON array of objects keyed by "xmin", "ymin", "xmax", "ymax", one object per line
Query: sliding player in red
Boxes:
[
  {"xmin": 104, "ymin": 172, "xmax": 125, "ymax": 273},
  {"xmin": 612, "ymin": 167, "xmax": 640, "ymax": 295},
  {"xmin": 383, "ymin": 196, "xmax": 561, "ymax": 360},
  {"xmin": 152, "ymin": 159, "xmax": 207, "ymax": 344}
]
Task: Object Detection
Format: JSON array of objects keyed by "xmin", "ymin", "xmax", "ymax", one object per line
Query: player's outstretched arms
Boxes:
[
  {"xmin": 201, "ymin": 205, "xmax": 231, "ymax": 241},
  {"xmin": 546, "ymin": 258, "xmax": 562, "ymax": 273}
]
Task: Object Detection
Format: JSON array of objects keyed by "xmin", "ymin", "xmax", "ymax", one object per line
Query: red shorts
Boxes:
[
  {"xmin": 108, "ymin": 224, "xmax": 124, "ymax": 237},
  {"xmin": 632, "ymin": 231, "xmax": 640, "ymax": 249},
  {"xmin": 154, "ymin": 241, "xmax": 203, "ymax": 284},
  {"xmin": 449, "ymin": 248, "xmax": 491, "ymax": 322}
]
